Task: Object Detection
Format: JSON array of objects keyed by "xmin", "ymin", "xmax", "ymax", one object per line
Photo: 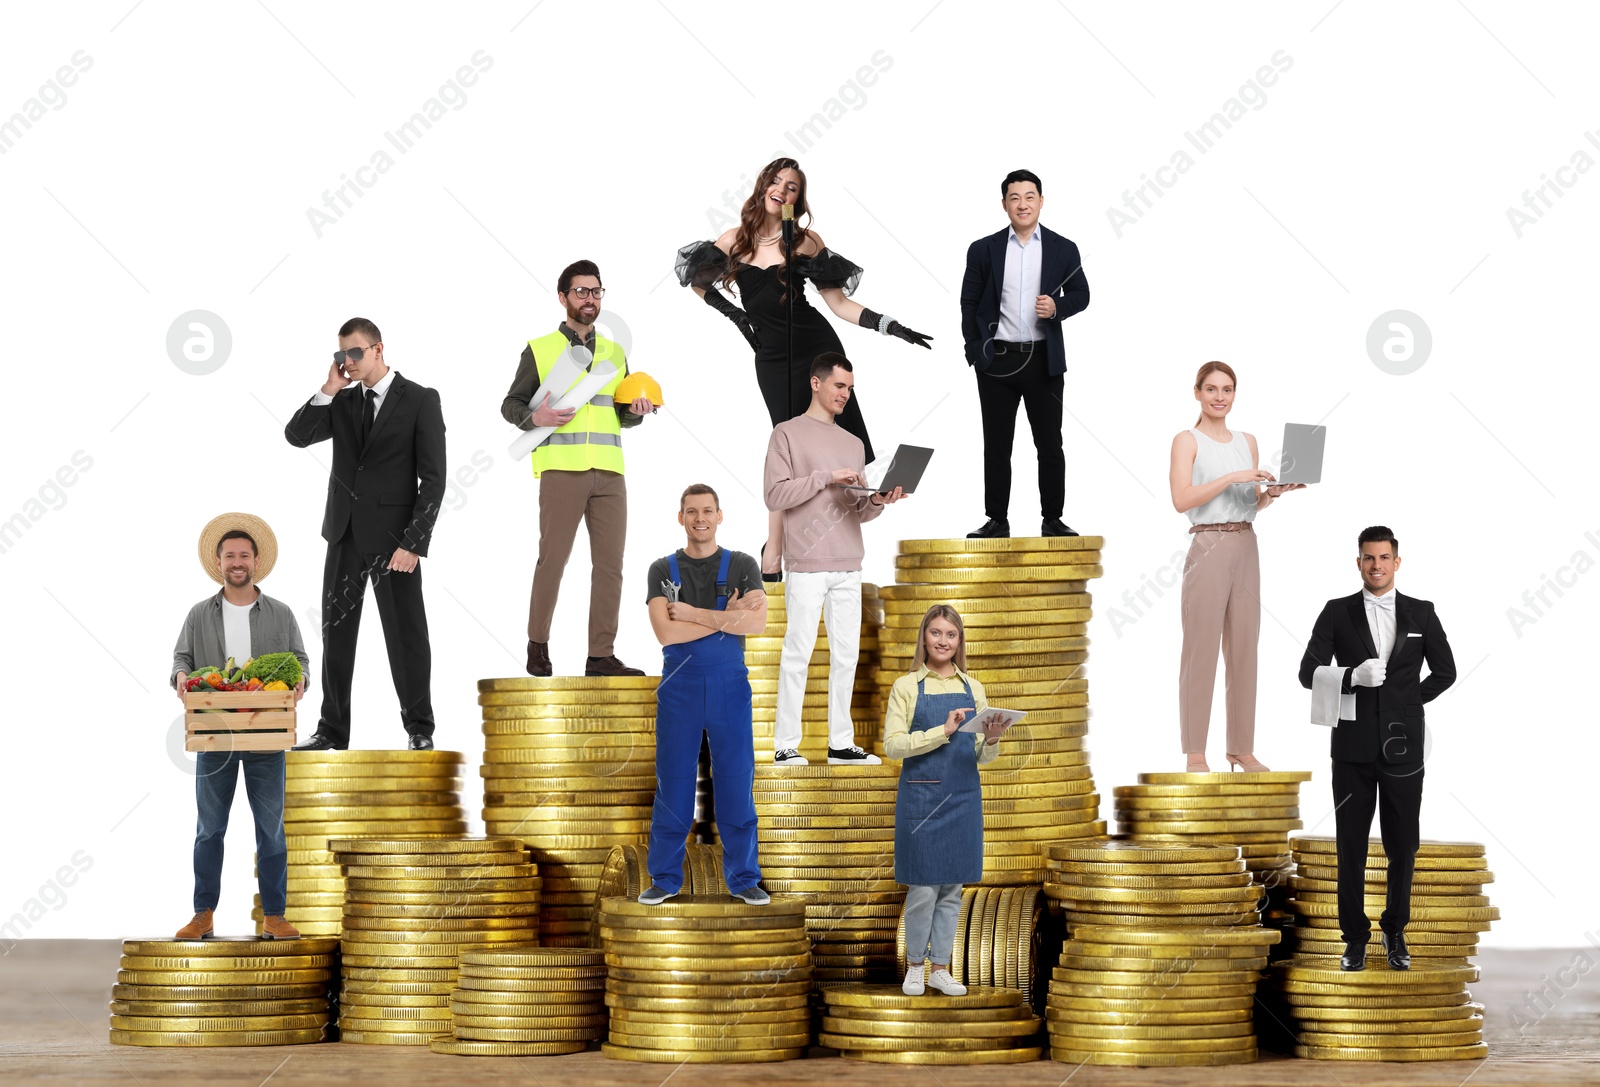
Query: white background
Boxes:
[{"xmin": 1, "ymin": 2, "xmax": 1593, "ymax": 949}]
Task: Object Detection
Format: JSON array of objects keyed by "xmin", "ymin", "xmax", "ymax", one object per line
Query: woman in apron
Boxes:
[{"xmin": 883, "ymin": 604, "xmax": 1008, "ymax": 996}]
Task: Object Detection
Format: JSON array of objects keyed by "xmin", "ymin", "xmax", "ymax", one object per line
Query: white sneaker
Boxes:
[
  {"xmin": 773, "ymin": 748, "xmax": 808, "ymax": 765},
  {"xmin": 927, "ymin": 968, "xmax": 967, "ymax": 996},
  {"xmin": 827, "ymin": 745, "xmax": 881, "ymax": 765},
  {"xmin": 902, "ymin": 964, "xmax": 926, "ymax": 996}
]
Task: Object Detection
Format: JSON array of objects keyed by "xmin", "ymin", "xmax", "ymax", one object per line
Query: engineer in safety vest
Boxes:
[
  {"xmin": 637, "ymin": 483, "xmax": 770, "ymax": 906},
  {"xmin": 501, "ymin": 259, "xmax": 656, "ymax": 678}
]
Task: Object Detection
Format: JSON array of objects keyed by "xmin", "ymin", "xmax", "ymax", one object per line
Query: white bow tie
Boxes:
[{"xmin": 1365, "ymin": 594, "xmax": 1395, "ymax": 612}]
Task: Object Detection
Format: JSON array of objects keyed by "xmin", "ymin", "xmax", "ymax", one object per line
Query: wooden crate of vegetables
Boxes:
[{"xmin": 183, "ymin": 653, "xmax": 300, "ymax": 753}]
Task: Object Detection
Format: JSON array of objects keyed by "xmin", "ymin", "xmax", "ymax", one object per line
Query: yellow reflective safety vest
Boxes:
[{"xmin": 527, "ymin": 330, "xmax": 627, "ymax": 479}]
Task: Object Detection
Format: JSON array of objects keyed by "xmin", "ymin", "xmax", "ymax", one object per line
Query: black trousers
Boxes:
[
  {"xmin": 317, "ymin": 527, "xmax": 434, "ymax": 746},
  {"xmin": 975, "ymin": 346, "xmax": 1065, "ymax": 521},
  {"xmin": 1331, "ymin": 758, "xmax": 1425, "ymax": 943}
]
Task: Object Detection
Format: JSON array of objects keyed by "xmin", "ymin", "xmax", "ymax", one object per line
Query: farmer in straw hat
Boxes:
[{"xmin": 170, "ymin": 513, "xmax": 310, "ymax": 939}]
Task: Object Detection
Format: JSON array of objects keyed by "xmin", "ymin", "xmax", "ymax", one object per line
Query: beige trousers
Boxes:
[
  {"xmin": 1178, "ymin": 528, "xmax": 1260, "ymax": 754},
  {"xmin": 527, "ymin": 468, "xmax": 627, "ymax": 655}
]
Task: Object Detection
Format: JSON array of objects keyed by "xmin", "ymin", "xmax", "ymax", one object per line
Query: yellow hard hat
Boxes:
[{"xmin": 615, "ymin": 371, "xmax": 664, "ymax": 407}]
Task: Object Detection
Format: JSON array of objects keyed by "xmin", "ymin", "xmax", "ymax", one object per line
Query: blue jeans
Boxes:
[
  {"xmin": 193, "ymin": 750, "xmax": 287, "ymax": 916},
  {"xmin": 903, "ymin": 883, "xmax": 963, "ymax": 967}
]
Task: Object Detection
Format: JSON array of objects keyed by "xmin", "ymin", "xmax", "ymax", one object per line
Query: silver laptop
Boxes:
[
  {"xmin": 1276, "ymin": 423, "xmax": 1326, "ymax": 486},
  {"xmin": 839, "ymin": 444, "xmax": 934, "ymax": 495}
]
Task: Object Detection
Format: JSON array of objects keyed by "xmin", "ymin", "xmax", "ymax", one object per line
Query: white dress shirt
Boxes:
[
  {"xmin": 311, "ymin": 367, "xmax": 397, "ymax": 416},
  {"xmin": 997, "ymin": 225, "xmax": 1044, "ymax": 343},
  {"xmin": 1362, "ymin": 588, "xmax": 1397, "ymax": 659}
]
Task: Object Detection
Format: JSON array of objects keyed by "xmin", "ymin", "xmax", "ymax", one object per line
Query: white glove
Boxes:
[{"xmin": 1351, "ymin": 658, "xmax": 1387, "ymax": 687}]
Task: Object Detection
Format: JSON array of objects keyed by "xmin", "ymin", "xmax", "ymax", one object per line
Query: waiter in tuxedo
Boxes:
[
  {"xmin": 285, "ymin": 317, "xmax": 447, "ymax": 751},
  {"xmin": 959, "ymin": 169, "xmax": 1090, "ymax": 540},
  {"xmin": 1297, "ymin": 526, "xmax": 1456, "ymax": 971}
]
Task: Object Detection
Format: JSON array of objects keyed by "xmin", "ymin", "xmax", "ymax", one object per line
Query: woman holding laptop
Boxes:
[
  {"xmin": 1169, "ymin": 361, "xmax": 1304, "ymax": 773},
  {"xmin": 884, "ymin": 605, "xmax": 1009, "ymax": 996}
]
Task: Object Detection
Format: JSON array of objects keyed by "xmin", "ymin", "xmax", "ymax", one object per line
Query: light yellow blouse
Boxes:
[{"xmin": 882, "ymin": 665, "xmax": 999, "ymax": 765}]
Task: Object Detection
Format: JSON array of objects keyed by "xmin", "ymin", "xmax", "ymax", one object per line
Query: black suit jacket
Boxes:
[
  {"xmin": 1297, "ymin": 592, "xmax": 1456, "ymax": 766},
  {"xmin": 960, "ymin": 224, "xmax": 1089, "ymax": 376},
  {"xmin": 284, "ymin": 372, "xmax": 447, "ymax": 558}
]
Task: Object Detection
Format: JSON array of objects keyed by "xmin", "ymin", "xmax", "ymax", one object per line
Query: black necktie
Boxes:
[{"xmin": 360, "ymin": 389, "xmax": 377, "ymax": 447}]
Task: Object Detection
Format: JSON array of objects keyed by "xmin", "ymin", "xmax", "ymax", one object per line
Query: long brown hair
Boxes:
[
  {"xmin": 912, "ymin": 605, "xmax": 966, "ymax": 672},
  {"xmin": 723, "ymin": 158, "xmax": 813, "ymax": 300},
  {"xmin": 1193, "ymin": 361, "xmax": 1238, "ymax": 427}
]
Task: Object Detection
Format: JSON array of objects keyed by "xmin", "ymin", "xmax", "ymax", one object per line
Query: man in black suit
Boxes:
[
  {"xmin": 285, "ymin": 317, "xmax": 447, "ymax": 751},
  {"xmin": 959, "ymin": 169, "xmax": 1090, "ymax": 539},
  {"xmin": 1298, "ymin": 526, "xmax": 1456, "ymax": 971}
]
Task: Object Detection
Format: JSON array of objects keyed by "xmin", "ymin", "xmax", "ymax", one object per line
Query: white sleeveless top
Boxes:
[{"xmin": 1186, "ymin": 428, "xmax": 1257, "ymax": 526}]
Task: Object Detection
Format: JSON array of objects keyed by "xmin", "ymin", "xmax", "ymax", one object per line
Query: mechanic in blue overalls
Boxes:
[
  {"xmin": 639, "ymin": 483, "xmax": 771, "ymax": 905},
  {"xmin": 884, "ymin": 604, "xmax": 1011, "ymax": 995}
]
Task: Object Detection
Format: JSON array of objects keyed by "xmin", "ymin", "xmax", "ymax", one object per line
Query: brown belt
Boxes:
[{"xmin": 1189, "ymin": 521, "xmax": 1254, "ymax": 534}]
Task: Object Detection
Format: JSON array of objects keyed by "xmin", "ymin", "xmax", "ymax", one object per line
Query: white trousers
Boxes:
[{"xmin": 776, "ymin": 569, "xmax": 861, "ymax": 752}]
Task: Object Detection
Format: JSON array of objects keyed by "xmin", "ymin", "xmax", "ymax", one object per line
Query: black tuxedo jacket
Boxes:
[
  {"xmin": 959, "ymin": 224, "xmax": 1089, "ymax": 376},
  {"xmin": 1297, "ymin": 591, "xmax": 1456, "ymax": 766},
  {"xmin": 284, "ymin": 372, "xmax": 447, "ymax": 558}
]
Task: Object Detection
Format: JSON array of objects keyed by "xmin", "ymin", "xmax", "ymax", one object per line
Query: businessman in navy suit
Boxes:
[
  {"xmin": 285, "ymin": 317, "xmax": 447, "ymax": 751},
  {"xmin": 1298, "ymin": 526, "xmax": 1456, "ymax": 971},
  {"xmin": 959, "ymin": 169, "xmax": 1090, "ymax": 539}
]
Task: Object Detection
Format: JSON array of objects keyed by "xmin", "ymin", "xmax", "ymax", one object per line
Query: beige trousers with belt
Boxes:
[
  {"xmin": 1178, "ymin": 527, "xmax": 1260, "ymax": 754},
  {"xmin": 527, "ymin": 468, "xmax": 627, "ymax": 656}
]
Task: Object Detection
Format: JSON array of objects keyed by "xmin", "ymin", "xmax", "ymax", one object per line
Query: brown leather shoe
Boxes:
[
  {"xmin": 175, "ymin": 910, "xmax": 214, "ymax": 939},
  {"xmin": 526, "ymin": 640, "xmax": 552, "ymax": 677},
  {"xmin": 262, "ymin": 914, "xmax": 301, "ymax": 939},
  {"xmin": 585, "ymin": 655, "xmax": 644, "ymax": 677}
]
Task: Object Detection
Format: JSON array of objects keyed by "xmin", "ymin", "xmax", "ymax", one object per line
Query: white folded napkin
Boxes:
[{"xmin": 1310, "ymin": 665, "xmax": 1354, "ymax": 727}]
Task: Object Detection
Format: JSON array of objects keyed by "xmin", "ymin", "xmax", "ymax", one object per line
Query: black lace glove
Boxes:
[
  {"xmin": 703, "ymin": 285, "xmax": 761, "ymax": 352},
  {"xmin": 859, "ymin": 307, "xmax": 933, "ymax": 350}
]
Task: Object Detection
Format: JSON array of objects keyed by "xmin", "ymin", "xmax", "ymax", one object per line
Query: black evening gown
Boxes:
[{"xmin": 677, "ymin": 241, "xmax": 875, "ymax": 463}]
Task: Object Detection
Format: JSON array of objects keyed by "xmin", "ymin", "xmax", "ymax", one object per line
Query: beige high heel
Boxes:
[
  {"xmin": 1185, "ymin": 753, "xmax": 1210, "ymax": 772},
  {"xmin": 1226, "ymin": 753, "xmax": 1270, "ymax": 772}
]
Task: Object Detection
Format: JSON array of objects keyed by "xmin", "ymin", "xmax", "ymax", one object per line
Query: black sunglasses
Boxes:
[{"xmin": 333, "ymin": 344, "xmax": 380, "ymax": 365}]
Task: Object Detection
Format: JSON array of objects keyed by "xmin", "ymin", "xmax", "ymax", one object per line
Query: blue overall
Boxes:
[
  {"xmin": 895, "ymin": 675, "xmax": 984, "ymax": 885},
  {"xmin": 645, "ymin": 549, "xmax": 763, "ymax": 894}
]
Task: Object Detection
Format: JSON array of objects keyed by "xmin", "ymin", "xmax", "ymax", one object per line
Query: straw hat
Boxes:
[{"xmin": 197, "ymin": 512, "xmax": 278, "ymax": 584}]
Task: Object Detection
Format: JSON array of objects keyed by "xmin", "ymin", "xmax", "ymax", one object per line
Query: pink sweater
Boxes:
[{"xmin": 763, "ymin": 414, "xmax": 884, "ymax": 573}]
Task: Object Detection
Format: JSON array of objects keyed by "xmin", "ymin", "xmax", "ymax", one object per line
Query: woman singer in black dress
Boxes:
[{"xmin": 676, "ymin": 157, "xmax": 933, "ymax": 579}]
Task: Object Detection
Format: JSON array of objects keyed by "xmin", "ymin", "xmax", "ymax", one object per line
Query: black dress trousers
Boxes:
[
  {"xmin": 1331, "ymin": 758, "xmax": 1425, "ymax": 943},
  {"xmin": 975, "ymin": 344, "xmax": 1065, "ymax": 522}
]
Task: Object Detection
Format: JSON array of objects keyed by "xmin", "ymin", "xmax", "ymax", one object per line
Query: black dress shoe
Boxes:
[
  {"xmin": 526, "ymin": 640, "xmax": 552, "ymax": 678},
  {"xmin": 291, "ymin": 733, "xmax": 340, "ymax": 752},
  {"xmin": 967, "ymin": 518, "xmax": 1009, "ymax": 539},
  {"xmin": 1383, "ymin": 931, "xmax": 1410, "ymax": 970},
  {"xmin": 586, "ymin": 655, "xmax": 646, "ymax": 677},
  {"xmin": 1340, "ymin": 940, "xmax": 1368, "ymax": 971},
  {"xmin": 1041, "ymin": 518, "xmax": 1080, "ymax": 537},
  {"xmin": 407, "ymin": 734, "xmax": 434, "ymax": 751}
]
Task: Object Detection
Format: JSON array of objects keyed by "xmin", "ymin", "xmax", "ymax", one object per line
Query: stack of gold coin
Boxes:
[
  {"xmin": 329, "ymin": 836, "xmax": 541, "ymax": 1045},
  {"xmin": 752, "ymin": 763, "xmax": 902, "ymax": 981},
  {"xmin": 818, "ymin": 983, "xmax": 1043, "ymax": 1064},
  {"xmin": 896, "ymin": 886, "xmax": 1045, "ymax": 1005},
  {"xmin": 878, "ymin": 538, "xmax": 1107, "ymax": 883},
  {"xmin": 1115, "ymin": 770, "xmax": 1313, "ymax": 932},
  {"xmin": 1269, "ymin": 957, "xmax": 1486, "ymax": 1061},
  {"xmin": 597, "ymin": 895, "xmax": 814, "ymax": 1063},
  {"xmin": 1285, "ymin": 837, "xmax": 1497, "ymax": 961},
  {"xmin": 1044, "ymin": 841, "xmax": 1264, "ymax": 928},
  {"xmin": 109, "ymin": 937, "xmax": 336, "ymax": 1047},
  {"xmin": 587, "ymin": 843, "xmax": 729, "ymax": 945},
  {"xmin": 1045, "ymin": 924, "xmax": 1279, "ymax": 1067},
  {"xmin": 746, "ymin": 581, "xmax": 884, "ymax": 763},
  {"xmin": 256, "ymin": 749, "xmax": 467, "ymax": 937},
  {"xmin": 430, "ymin": 946, "xmax": 606, "ymax": 1056},
  {"xmin": 478, "ymin": 676, "xmax": 657, "ymax": 947}
]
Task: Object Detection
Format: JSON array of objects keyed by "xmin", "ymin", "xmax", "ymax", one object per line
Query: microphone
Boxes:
[{"xmin": 781, "ymin": 203, "xmax": 795, "ymax": 248}]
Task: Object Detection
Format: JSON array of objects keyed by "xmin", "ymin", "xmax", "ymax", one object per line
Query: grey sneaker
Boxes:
[
  {"xmin": 637, "ymin": 885, "xmax": 677, "ymax": 905},
  {"xmin": 827, "ymin": 745, "xmax": 881, "ymax": 765},
  {"xmin": 773, "ymin": 748, "xmax": 809, "ymax": 765},
  {"xmin": 730, "ymin": 885, "xmax": 771, "ymax": 905}
]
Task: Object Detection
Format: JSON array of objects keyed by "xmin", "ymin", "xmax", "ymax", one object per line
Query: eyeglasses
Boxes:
[
  {"xmin": 564, "ymin": 287, "xmax": 605, "ymax": 300},
  {"xmin": 333, "ymin": 344, "xmax": 380, "ymax": 365}
]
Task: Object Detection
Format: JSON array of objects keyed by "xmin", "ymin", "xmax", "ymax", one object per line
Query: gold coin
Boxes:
[
  {"xmin": 1049, "ymin": 1019, "xmax": 1254, "ymax": 1041},
  {"xmin": 1276, "ymin": 958, "xmax": 1479, "ymax": 984},
  {"xmin": 1293, "ymin": 1043, "xmax": 1487, "ymax": 1061},
  {"xmin": 600, "ymin": 925, "xmax": 803, "ymax": 944},
  {"xmin": 116, "ymin": 969, "xmax": 330, "ymax": 986},
  {"xmin": 1116, "ymin": 783, "xmax": 1301, "ymax": 797},
  {"xmin": 1047, "ymin": 1046, "xmax": 1254, "ymax": 1067},
  {"xmin": 335, "ymin": 1028, "xmax": 440, "ymax": 1045},
  {"xmin": 1046, "ymin": 1002, "xmax": 1254, "ymax": 1021},
  {"xmin": 288, "ymin": 749, "xmax": 461, "ymax": 765},
  {"xmin": 291, "ymin": 820, "xmax": 471, "ymax": 836},
  {"xmin": 604, "ymin": 990, "xmax": 811, "ymax": 1010},
  {"xmin": 880, "ymin": 597, "xmax": 1091, "ymax": 619},
  {"xmin": 897, "ymin": 536, "xmax": 1105, "ymax": 554},
  {"xmin": 451, "ymin": 1010, "xmax": 608, "ymax": 1029},
  {"xmin": 457, "ymin": 946, "xmax": 602, "ymax": 968},
  {"xmin": 109, "ymin": 1012, "xmax": 328, "ymax": 1032},
  {"xmin": 118, "ymin": 937, "xmax": 339, "ymax": 957},
  {"xmin": 478, "ymin": 689, "xmax": 656, "ymax": 706},
  {"xmin": 452, "ymin": 1027, "xmax": 607, "ymax": 1042},
  {"xmin": 1138, "ymin": 771, "xmax": 1312, "ymax": 785},
  {"xmin": 428, "ymin": 1038, "xmax": 587, "ymax": 1055},
  {"xmin": 118, "ymin": 955, "xmax": 334, "ymax": 972},
  {"xmin": 110, "ymin": 983, "xmax": 327, "ymax": 1002},
  {"xmin": 1049, "ymin": 981, "xmax": 1256, "ymax": 1000},
  {"xmin": 479, "ymin": 675, "xmax": 657, "ymax": 693},
  {"xmin": 609, "ymin": 1009, "xmax": 806, "ymax": 1028},
  {"xmin": 822, "ymin": 983, "xmax": 1021, "ymax": 1010},
  {"xmin": 599, "ymin": 894, "xmax": 806, "ymax": 920},
  {"xmin": 606, "ymin": 965, "xmax": 812, "ymax": 986},
  {"xmin": 109, "ymin": 1028, "xmax": 326, "ymax": 1047},
  {"xmin": 1048, "ymin": 841, "xmax": 1240, "ymax": 864},
  {"xmin": 599, "ymin": 1042, "xmax": 805, "ymax": 1063},
  {"xmin": 108, "ymin": 998, "xmax": 330, "ymax": 1018},
  {"xmin": 1291, "ymin": 1004, "xmax": 1484, "ymax": 1025}
]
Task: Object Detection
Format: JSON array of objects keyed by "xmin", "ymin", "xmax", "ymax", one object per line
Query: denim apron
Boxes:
[{"xmin": 894, "ymin": 675, "xmax": 983, "ymax": 885}]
